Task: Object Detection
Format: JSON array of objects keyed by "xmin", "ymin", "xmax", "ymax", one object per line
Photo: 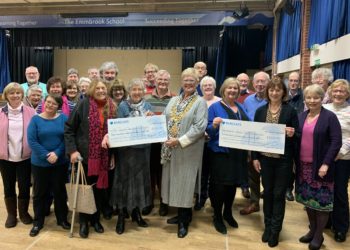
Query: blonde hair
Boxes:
[
  {"xmin": 303, "ymin": 84, "xmax": 325, "ymax": 100},
  {"xmin": 181, "ymin": 67, "xmax": 199, "ymax": 82},
  {"xmin": 2, "ymin": 82, "xmax": 24, "ymax": 102},
  {"xmin": 329, "ymin": 79, "xmax": 350, "ymax": 100},
  {"xmin": 219, "ymin": 77, "xmax": 240, "ymax": 99}
]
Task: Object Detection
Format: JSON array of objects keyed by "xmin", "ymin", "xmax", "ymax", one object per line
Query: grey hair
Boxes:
[
  {"xmin": 26, "ymin": 84, "xmax": 43, "ymax": 97},
  {"xmin": 253, "ymin": 71, "xmax": 270, "ymax": 82},
  {"xmin": 312, "ymin": 68, "xmax": 334, "ymax": 83},
  {"xmin": 200, "ymin": 76, "xmax": 217, "ymax": 91},
  {"xmin": 100, "ymin": 61, "xmax": 119, "ymax": 74},
  {"xmin": 303, "ymin": 84, "xmax": 325, "ymax": 100},
  {"xmin": 67, "ymin": 68, "xmax": 79, "ymax": 76},
  {"xmin": 155, "ymin": 69, "xmax": 171, "ymax": 80},
  {"xmin": 78, "ymin": 77, "xmax": 91, "ymax": 86},
  {"xmin": 126, "ymin": 78, "xmax": 145, "ymax": 93}
]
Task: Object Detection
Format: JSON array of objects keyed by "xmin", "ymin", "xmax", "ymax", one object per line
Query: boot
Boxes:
[
  {"xmin": 131, "ymin": 207, "xmax": 148, "ymax": 227},
  {"xmin": 18, "ymin": 198, "xmax": 33, "ymax": 224},
  {"xmin": 300, "ymin": 208, "xmax": 316, "ymax": 243},
  {"xmin": 115, "ymin": 211, "xmax": 125, "ymax": 235},
  {"xmin": 4, "ymin": 197, "xmax": 17, "ymax": 228}
]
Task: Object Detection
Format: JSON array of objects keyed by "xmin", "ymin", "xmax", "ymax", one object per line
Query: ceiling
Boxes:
[{"xmin": 0, "ymin": 0, "xmax": 276, "ymax": 15}]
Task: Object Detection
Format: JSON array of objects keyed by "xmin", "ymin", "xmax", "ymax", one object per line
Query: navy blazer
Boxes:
[{"xmin": 297, "ymin": 107, "xmax": 342, "ymax": 183}]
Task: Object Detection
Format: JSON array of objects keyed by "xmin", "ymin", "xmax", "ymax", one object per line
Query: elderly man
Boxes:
[
  {"xmin": 67, "ymin": 68, "xmax": 79, "ymax": 83},
  {"xmin": 193, "ymin": 61, "xmax": 208, "ymax": 96},
  {"xmin": 21, "ymin": 66, "xmax": 48, "ymax": 98},
  {"xmin": 143, "ymin": 70, "xmax": 176, "ymax": 216},
  {"xmin": 87, "ymin": 67, "xmax": 100, "ymax": 80},
  {"xmin": 240, "ymin": 71, "xmax": 269, "ymax": 215},
  {"xmin": 311, "ymin": 68, "xmax": 334, "ymax": 104},
  {"xmin": 100, "ymin": 61, "xmax": 119, "ymax": 90},
  {"xmin": 143, "ymin": 63, "xmax": 159, "ymax": 95},
  {"xmin": 237, "ymin": 73, "xmax": 254, "ymax": 104}
]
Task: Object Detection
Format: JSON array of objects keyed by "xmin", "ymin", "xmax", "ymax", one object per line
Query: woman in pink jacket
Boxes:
[{"xmin": 0, "ymin": 82, "xmax": 36, "ymax": 228}]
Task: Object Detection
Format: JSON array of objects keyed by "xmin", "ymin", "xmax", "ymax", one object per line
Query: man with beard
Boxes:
[
  {"xmin": 100, "ymin": 61, "xmax": 119, "ymax": 91},
  {"xmin": 21, "ymin": 66, "xmax": 48, "ymax": 98}
]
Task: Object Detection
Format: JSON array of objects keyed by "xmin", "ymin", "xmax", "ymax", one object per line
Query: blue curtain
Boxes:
[
  {"xmin": 264, "ymin": 26, "xmax": 273, "ymax": 66},
  {"xmin": 0, "ymin": 30, "xmax": 11, "ymax": 92},
  {"xmin": 215, "ymin": 29, "xmax": 228, "ymax": 90},
  {"xmin": 333, "ymin": 59, "xmax": 350, "ymax": 82},
  {"xmin": 276, "ymin": 0, "xmax": 302, "ymax": 62},
  {"xmin": 309, "ymin": 0, "xmax": 349, "ymax": 47}
]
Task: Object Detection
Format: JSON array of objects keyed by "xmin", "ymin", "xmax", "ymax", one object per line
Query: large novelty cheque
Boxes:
[
  {"xmin": 107, "ymin": 115, "xmax": 167, "ymax": 147},
  {"xmin": 219, "ymin": 119, "xmax": 286, "ymax": 154}
]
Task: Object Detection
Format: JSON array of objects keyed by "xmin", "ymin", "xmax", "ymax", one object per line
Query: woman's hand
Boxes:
[
  {"xmin": 165, "ymin": 137, "xmax": 179, "ymax": 148},
  {"xmin": 110, "ymin": 154, "xmax": 116, "ymax": 170},
  {"xmin": 285, "ymin": 127, "xmax": 295, "ymax": 137},
  {"xmin": 318, "ymin": 164, "xmax": 329, "ymax": 178},
  {"xmin": 47, "ymin": 152, "xmax": 58, "ymax": 164},
  {"xmin": 70, "ymin": 151, "xmax": 81, "ymax": 164},
  {"xmin": 213, "ymin": 117, "xmax": 223, "ymax": 129},
  {"xmin": 101, "ymin": 134, "xmax": 110, "ymax": 149},
  {"xmin": 253, "ymin": 159, "xmax": 261, "ymax": 173}
]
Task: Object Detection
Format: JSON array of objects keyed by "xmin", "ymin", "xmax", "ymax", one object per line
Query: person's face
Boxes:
[
  {"xmin": 66, "ymin": 85, "xmax": 78, "ymax": 99},
  {"xmin": 182, "ymin": 76, "xmax": 197, "ymax": 95},
  {"xmin": 145, "ymin": 68, "xmax": 157, "ymax": 83},
  {"xmin": 312, "ymin": 75, "xmax": 328, "ymax": 92},
  {"xmin": 112, "ymin": 88, "xmax": 125, "ymax": 103},
  {"xmin": 268, "ymin": 86, "xmax": 284, "ymax": 103},
  {"xmin": 237, "ymin": 75, "xmax": 250, "ymax": 91},
  {"xmin": 223, "ymin": 83, "xmax": 239, "ymax": 101},
  {"xmin": 331, "ymin": 85, "xmax": 349, "ymax": 105},
  {"xmin": 49, "ymin": 82, "xmax": 63, "ymax": 95},
  {"xmin": 28, "ymin": 91, "xmax": 42, "ymax": 107},
  {"xmin": 7, "ymin": 88, "xmax": 23, "ymax": 108},
  {"xmin": 194, "ymin": 63, "xmax": 207, "ymax": 79},
  {"xmin": 304, "ymin": 92, "xmax": 322, "ymax": 112},
  {"xmin": 44, "ymin": 96, "xmax": 59, "ymax": 114},
  {"xmin": 80, "ymin": 82, "xmax": 90, "ymax": 94},
  {"xmin": 288, "ymin": 73, "xmax": 299, "ymax": 91},
  {"xmin": 202, "ymin": 81, "xmax": 215, "ymax": 97},
  {"xmin": 67, "ymin": 74, "xmax": 79, "ymax": 83},
  {"xmin": 253, "ymin": 73, "xmax": 268, "ymax": 94},
  {"xmin": 88, "ymin": 69, "xmax": 99, "ymax": 80},
  {"xmin": 155, "ymin": 75, "xmax": 170, "ymax": 92},
  {"xmin": 129, "ymin": 85, "xmax": 144, "ymax": 104},
  {"xmin": 103, "ymin": 69, "xmax": 117, "ymax": 82},
  {"xmin": 25, "ymin": 68, "xmax": 40, "ymax": 85},
  {"xmin": 93, "ymin": 82, "xmax": 107, "ymax": 101}
]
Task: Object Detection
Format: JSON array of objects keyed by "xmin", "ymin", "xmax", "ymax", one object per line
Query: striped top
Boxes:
[{"xmin": 144, "ymin": 89, "xmax": 176, "ymax": 115}]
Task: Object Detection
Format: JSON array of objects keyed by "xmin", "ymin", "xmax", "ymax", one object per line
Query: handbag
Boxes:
[{"xmin": 66, "ymin": 161, "xmax": 97, "ymax": 214}]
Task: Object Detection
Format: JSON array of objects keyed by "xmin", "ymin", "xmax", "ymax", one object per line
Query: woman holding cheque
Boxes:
[
  {"xmin": 206, "ymin": 77, "xmax": 249, "ymax": 235},
  {"xmin": 252, "ymin": 77, "xmax": 299, "ymax": 248}
]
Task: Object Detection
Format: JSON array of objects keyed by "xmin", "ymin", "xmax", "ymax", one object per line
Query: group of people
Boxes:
[{"xmin": 0, "ymin": 61, "xmax": 349, "ymax": 250}]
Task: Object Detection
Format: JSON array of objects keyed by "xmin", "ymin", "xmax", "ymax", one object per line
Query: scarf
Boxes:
[
  {"xmin": 160, "ymin": 92, "xmax": 198, "ymax": 164},
  {"xmin": 88, "ymin": 96, "xmax": 115, "ymax": 189},
  {"xmin": 127, "ymin": 98, "xmax": 148, "ymax": 117}
]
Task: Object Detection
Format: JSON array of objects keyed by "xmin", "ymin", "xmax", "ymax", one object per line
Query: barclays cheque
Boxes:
[
  {"xmin": 107, "ymin": 115, "xmax": 167, "ymax": 147},
  {"xmin": 219, "ymin": 119, "xmax": 286, "ymax": 154}
]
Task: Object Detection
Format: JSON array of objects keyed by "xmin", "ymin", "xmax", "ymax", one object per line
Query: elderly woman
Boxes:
[
  {"xmin": 65, "ymin": 80, "xmax": 80, "ymax": 113},
  {"xmin": 206, "ymin": 78, "xmax": 249, "ymax": 235},
  {"xmin": 65, "ymin": 80, "xmax": 116, "ymax": 238},
  {"xmin": 106, "ymin": 78, "xmax": 153, "ymax": 235},
  {"xmin": 27, "ymin": 94, "xmax": 71, "ymax": 237},
  {"xmin": 311, "ymin": 68, "xmax": 334, "ymax": 104},
  {"xmin": 109, "ymin": 79, "xmax": 127, "ymax": 107},
  {"xmin": 78, "ymin": 77, "xmax": 91, "ymax": 99},
  {"xmin": 323, "ymin": 79, "xmax": 350, "ymax": 243},
  {"xmin": 194, "ymin": 76, "xmax": 221, "ymax": 211},
  {"xmin": 161, "ymin": 68, "xmax": 208, "ymax": 238},
  {"xmin": 0, "ymin": 82, "xmax": 35, "ymax": 228},
  {"xmin": 296, "ymin": 84, "xmax": 342, "ymax": 250},
  {"xmin": 252, "ymin": 77, "xmax": 299, "ymax": 247},
  {"xmin": 23, "ymin": 84, "xmax": 43, "ymax": 111}
]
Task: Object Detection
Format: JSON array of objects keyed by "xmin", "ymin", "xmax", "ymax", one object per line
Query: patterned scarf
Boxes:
[
  {"xmin": 127, "ymin": 98, "xmax": 148, "ymax": 117},
  {"xmin": 160, "ymin": 92, "xmax": 198, "ymax": 164},
  {"xmin": 88, "ymin": 96, "xmax": 115, "ymax": 189}
]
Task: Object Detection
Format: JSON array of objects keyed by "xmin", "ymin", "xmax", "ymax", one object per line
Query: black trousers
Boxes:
[
  {"xmin": 0, "ymin": 159, "xmax": 31, "ymax": 199},
  {"xmin": 332, "ymin": 159, "xmax": 350, "ymax": 233},
  {"xmin": 209, "ymin": 182, "xmax": 236, "ymax": 218},
  {"xmin": 178, "ymin": 207, "xmax": 192, "ymax": 224},
  {"xmin": 32, "ymin": 164, "xmax": 68, "ymax": 227},
  {"xmin": 150, "ymin": 143, "xmax": 163, "ymax": 202},
  {"xmin": 260, "ymin": 156, "xmax": 292, "ymax": 233}
]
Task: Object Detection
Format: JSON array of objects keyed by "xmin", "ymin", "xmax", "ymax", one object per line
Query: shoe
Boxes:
[
  {"xmin": 159, "ymin": 203, "xmax": 169, "ymax": 216},
  {"xmin": 116, "ymin": 214, "xmax": 125, "ymax": 235},
  {"xmin": 92, "ymin": 221, "xmax": 104, "ymax": 233},
  {"xmin": 167, "ymin": 216, "xmax": 178, "ymax": 224},
  {"xmin": 177, "ymin": 222, "xmax": 188, "ymax": 238},
  {"xmin": 213, "ymin": 217, "xmax": 227, "ymax": 234},
  {"xmin": 299, "ymin": 232, "xmax": 314, "ymax": 243},
  {"xmin": 285, "ymin": 190, "xmax": 295, "ymax": 201},
  {"xmin": 268, "ymin": 232, "xmax": 279, "ymax": 247},
  {"xmin": 308, "ymin": 237, "xmax": 324, "ymax": 250},
  {"xmin": 239, "ymin": 203, "xmax": 260, "ymax": 215},
  {"xmin": 141, "ymin": 204, "xmax": 154, "ymax": 216},
  {"xmin": 29, "ymin": 225, "xmax": 42, "ymax": 237},
  {"xmin": 223, "ymin": 214, "xmax": 238, "ymax": 228},
  {"xmin": 334, "ymin": 231, "xmax": 346, "ymax": 242},
  {"xmin": 57, "ymin": 221, "xmax": 71, "ymax": 230},
  {"xmin": 103, "ymin": 211, "xmax": 112, "ymax": 220},
  {"xmin": 262, "ymin": 228, "xmax": 270, "ymax": 243},
  {"xmin": 4, "ymin": 197, "xmax": 18, "ymax": 228},
  {"xmin": 131, "ymin": 208, "xmax": 148, "ymax": 227},
  {"xmin": 242, "ymin": 188, "xmax": 251, "ymax": 199},
  {"xmin": 79, "ymin": 223, "xmax": 89, "ymax": 238}
]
